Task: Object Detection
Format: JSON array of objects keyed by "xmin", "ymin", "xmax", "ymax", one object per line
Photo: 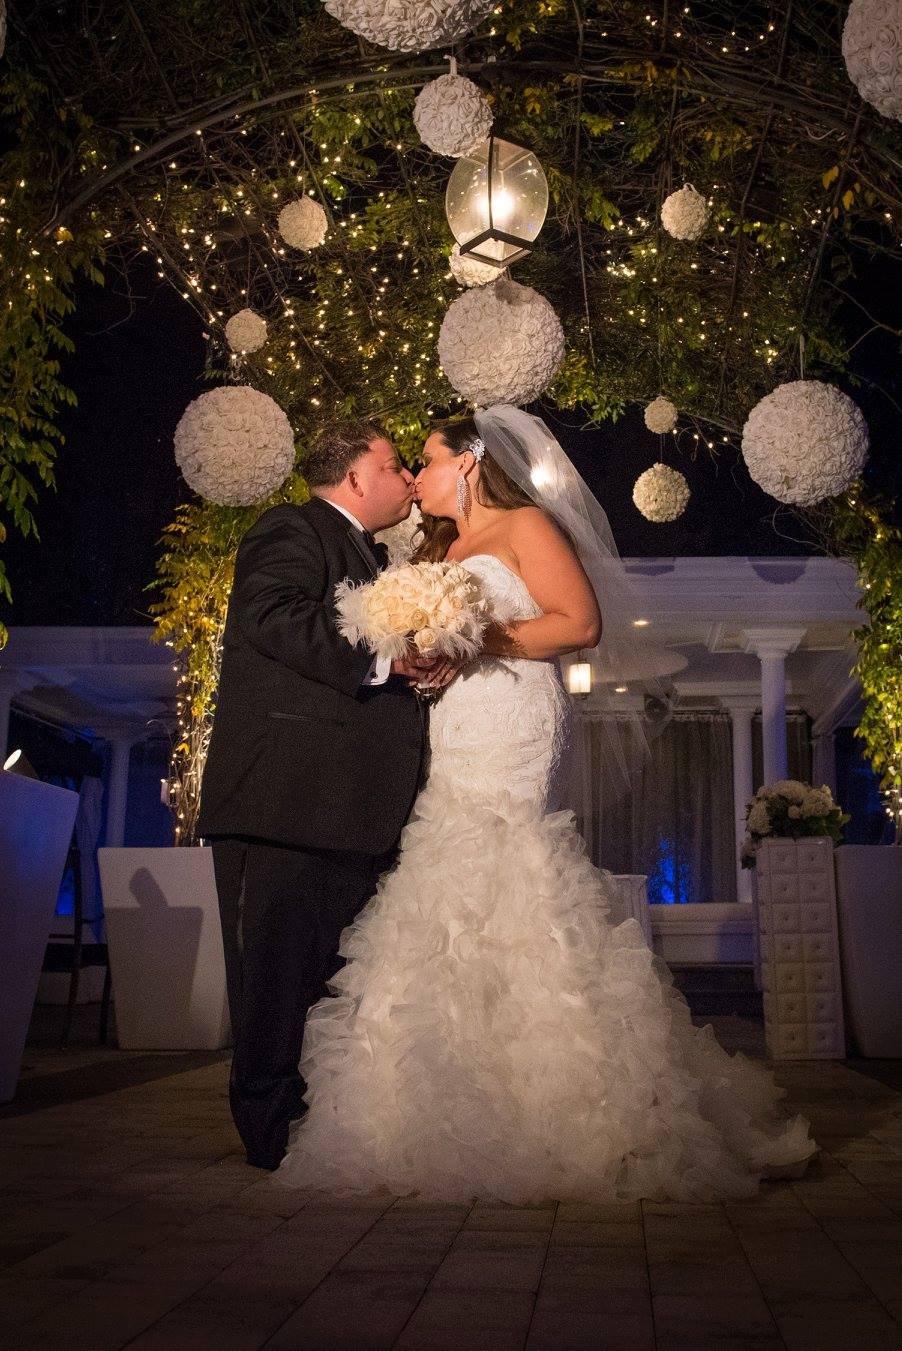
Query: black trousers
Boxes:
[{"xmin": 211, "ymin": 836, "xmax": 390, "ymax": 1165}]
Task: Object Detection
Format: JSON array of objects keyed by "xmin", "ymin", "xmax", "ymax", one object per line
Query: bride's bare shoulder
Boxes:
[{"xmin": 507, "ymin": 505, "xmax": 567, "ymax": 542}]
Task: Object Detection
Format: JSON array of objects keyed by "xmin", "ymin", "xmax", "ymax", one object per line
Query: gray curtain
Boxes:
[{"xmin": 569, "ymin": 712, "xmax": 737, "ymax": 905}]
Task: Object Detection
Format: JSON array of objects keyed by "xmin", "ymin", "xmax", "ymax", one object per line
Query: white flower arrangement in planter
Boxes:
[{"xmin": 741, "ymin": 779, "xmax": 850, "ymax": 867}]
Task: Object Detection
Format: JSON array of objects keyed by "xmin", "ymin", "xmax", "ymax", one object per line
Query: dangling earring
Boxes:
[{"xmin": 456, "ymin": 472, "xmax": 471, "ymax": 522}]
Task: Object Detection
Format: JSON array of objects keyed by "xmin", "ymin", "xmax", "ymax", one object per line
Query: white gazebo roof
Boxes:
[{"xmin": 0, "ymin": 555, "xmax": 863, "ymax": 742}]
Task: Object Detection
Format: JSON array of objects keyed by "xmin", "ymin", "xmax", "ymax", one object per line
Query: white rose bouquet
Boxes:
[
  {"xmin": 740, "ymin": 779, "xmax": 850, "ymax": 867},
  {"xmin": 334, "ymin": 560, "xmax": 489, "ymax": 666}
]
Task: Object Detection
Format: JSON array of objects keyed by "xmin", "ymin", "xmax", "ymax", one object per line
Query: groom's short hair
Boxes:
[{"xmin": 305, "ymin": 419, "xmax": 388, "ymax": 487}]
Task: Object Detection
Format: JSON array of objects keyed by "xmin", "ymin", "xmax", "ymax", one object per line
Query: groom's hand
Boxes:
[
  {"xmin": 390, "ymin": 651, "xmax": 461, "ymax": 688},
  {"xmin": 390, "ymin": 651, "xmax": 437, "ymax": 682}
]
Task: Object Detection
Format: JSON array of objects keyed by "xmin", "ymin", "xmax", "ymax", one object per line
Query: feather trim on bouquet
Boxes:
[{"xmin": 334, "ymin": 560, "xmax": 489, "ymax": 662}]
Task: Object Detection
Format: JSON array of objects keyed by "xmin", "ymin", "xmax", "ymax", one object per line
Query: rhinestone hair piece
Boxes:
[{"xmin": 469, "ymin": 436, "xmax": 486, "ymax": 461}]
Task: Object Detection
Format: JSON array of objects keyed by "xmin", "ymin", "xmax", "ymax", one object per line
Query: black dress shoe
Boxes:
[{"xmin": 245, "ymin": 1152, "xmax": 283, "ymax": 1171}]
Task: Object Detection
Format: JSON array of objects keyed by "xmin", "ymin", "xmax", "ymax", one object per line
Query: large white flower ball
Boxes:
[
  {"xmin": 449, "ymin": 242, "xmax": 504, "ymax": 288},
  {"xmin": 322, "ymin": 0, "xmax": 495, "ymax": 51},
  {"xmin": 661, "ymin": 183, "xmax": 710, "ymax": 241},
  {"xmin": 277, "ymin": 196, "xmax": 328, "ymax": 251},
  {"xmin": 225, "ymin": 308, "xmax": 268, "ymax": 355},
  {"xmin": 375, "ymin": 503, "xmax": 423, "ymax": 564},
  {"xmin": 741, "ymin": 380, "xmax": 869, "ymax": 506},
  {"xmin": 413, "ymin": 73, "xmax": 493, "ymax": 156},
  {"xmin": 633, "ymin": 463, "xmax": 691, "ymax": 522},
  {"xmin": 438, "ymin": 277, "xmax": 565, "ymax": 407},
  {"xmin": 174, "ymin": 386, "xmax": 296, "ymax": 506},
  {"xmin": 644, "ymin": 395, "xmax": 679, "ymax": 434},
  {"xmin": 842, "ymin": 0, "xmax": 902, "ymax": 120}
]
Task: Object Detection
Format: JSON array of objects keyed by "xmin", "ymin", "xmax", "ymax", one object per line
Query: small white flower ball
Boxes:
[
  {"xmin": 741, "ymin": 380, "xmax": 869, "ymax": 506},
  {"xmin": 174, "ymin": 386, "xmax": 296, "ymax": 506},
  {"xmin": 842, "ymin": 0, "xmax": 902, "ymax": 121},
  {"xmin": 413, "ymin": 73, "xmax": 493, "ymax": 156},
  {"xmin": 224, "ymin": 308, "xmax": 268, "ymax": 355},
  {"xmin": 633, "ymin": 463, "xmax": 691, "ymax": 522},
  {"xmin": 644, "ymin": 395, "xmax": 679, "ymax": 434},
  {"xmin": 277, "ymin": 196, "xmax": 328, "ymax": 251},
  {"xmin": 661, "ymin": 183, "xmax": 710, "ymax": 241},
  {"xmin": 449, "ymin": 242, "xmax": 505, "ymax": 288}
]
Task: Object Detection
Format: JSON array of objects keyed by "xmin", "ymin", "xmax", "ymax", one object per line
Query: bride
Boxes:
[{"xmin": 276, "ymin": 404, "xmax": 817, "ymax": 1204}]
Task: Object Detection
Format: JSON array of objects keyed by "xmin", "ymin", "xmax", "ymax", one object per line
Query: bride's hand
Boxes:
[
  {"xmin": 391, "ymin": 650, "xmax": 437, "ymax": 681},
  {"xmin": 419, "ymin": 657, "xmax": 463, "ymax": 689}
]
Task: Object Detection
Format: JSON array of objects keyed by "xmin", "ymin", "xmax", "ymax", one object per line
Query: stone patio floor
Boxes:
[{"xmin": 1, "ymin": 1004, "xmax": 901, "ymax": 1350}]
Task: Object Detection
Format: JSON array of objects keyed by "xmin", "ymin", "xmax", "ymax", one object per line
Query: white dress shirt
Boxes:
[{"xmin": 319, "ymin": 498, "xmax": 391, "ymax": 686}]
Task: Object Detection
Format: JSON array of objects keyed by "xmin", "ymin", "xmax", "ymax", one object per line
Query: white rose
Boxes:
[
  {"xmin": 414, "ymin": 626, "xmax": 438, "ymax": 653},
  {"xmin": 770, "ymin": 779, "xmax": 807, "ymax": 804}
]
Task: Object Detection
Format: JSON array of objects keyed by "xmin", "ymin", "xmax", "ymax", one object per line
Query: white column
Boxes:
[
  {"xmin": 103, "ymin": 735, "xmax": 136, "ymax": 847},
  {"xmin": 724, "ymin": 696, "xmax": 758, "ymax": 905},
  {"xmin": 0, "ymin": 673, "xmax": 26, "ymax": 762},
  {"xmin": 743, "ymin": 628, "xmax": 806, "ymax": 786}
]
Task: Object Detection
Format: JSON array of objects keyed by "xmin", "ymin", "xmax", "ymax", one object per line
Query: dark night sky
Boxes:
[{"xmin": 1, "ymin": 253, "xmax": 897, "ymax": 630}]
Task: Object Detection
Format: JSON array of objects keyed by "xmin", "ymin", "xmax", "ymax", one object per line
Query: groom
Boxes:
[{"xmin": 198, "ymin": 420, "xmax": 439, "ymax": 1170}]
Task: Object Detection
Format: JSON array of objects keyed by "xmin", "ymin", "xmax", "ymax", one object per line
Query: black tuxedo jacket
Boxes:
[{"xmin": 197, "ymin": 496, "xmax": 426, "ymax": 854}]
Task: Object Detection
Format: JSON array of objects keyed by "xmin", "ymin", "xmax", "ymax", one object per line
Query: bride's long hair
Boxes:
[{"xmin": 412, "ymin": 418, "xmax": 535, "ymax": 563}]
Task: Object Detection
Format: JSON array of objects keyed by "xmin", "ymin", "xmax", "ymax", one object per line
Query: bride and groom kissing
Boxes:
[{"xmin": 199, "ymin": 407, "xmax": 817, "ymax": 1202}]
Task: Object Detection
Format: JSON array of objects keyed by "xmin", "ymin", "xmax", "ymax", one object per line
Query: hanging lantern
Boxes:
[
  {"xmin": 445, "ymin": 133, "xmax": 549, "ymax": 268},
  {"xmin": 567, "ymin": 660, "xmax": 592, "ymax": 697}
]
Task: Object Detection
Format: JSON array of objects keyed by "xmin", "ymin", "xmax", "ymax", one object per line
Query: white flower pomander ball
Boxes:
[
  {"xmin": 644, "ymin": 395, "xmax": 679, "ymax": 434},
  {"xmin": 413, "ymin": 73, "xmax": 493, "ymax": 156},
  {"xmin": 277, "ymin": 196, "xmax": 328, "ymax": 251},
  {"xmin": 661, "ymin": 183, "xmax": 710, "ymax": 241},
  {"xmin": 632, "ymin": 463, "xmax": 691, "ymax": 522},
  {"xmin": 375, "ymin": 503, "xmax": 423, "ymax": 564},
  {"xmin": 741, "ymin": 380, "xmax": 869, "ymax": 506},
  {"xmin": 438, "ymin": 277, "xmax": 565, "ymax": 407},
  {"xmin": 322, "ymin": 0, "xmax": 495, "ymax": 51},
  {"xmin": 449, "ymin": 242, "xmax": 504, "ymax": 288},
  {"xmin": 174, "ymin": 386, "xmax": 296, "ymax": 506},
  {"xmin": 842, "ymin": 0, "xmax": 902, "ymax": 120},
  {"xmin": 224, "ymin": 308, "xmax": 268, "ymax": 355}
]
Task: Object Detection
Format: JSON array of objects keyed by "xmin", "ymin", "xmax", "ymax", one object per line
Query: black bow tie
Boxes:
[{"xmin": 359, "ymin": 529, "xmax": 389, "ymax": 569}]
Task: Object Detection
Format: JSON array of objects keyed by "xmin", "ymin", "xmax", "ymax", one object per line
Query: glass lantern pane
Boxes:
[{"xmin": 445, "ymin": 136, "xmax": 548, "ymax": 264}]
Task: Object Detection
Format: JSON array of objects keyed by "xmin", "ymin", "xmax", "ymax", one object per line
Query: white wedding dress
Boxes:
[{"xmin": 277, "ymin": 554, "xmax": 817, "ymax": 1203}]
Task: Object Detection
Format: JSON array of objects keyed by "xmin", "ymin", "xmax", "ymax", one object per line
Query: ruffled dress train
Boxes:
[{"xmin": 275, "ymin": 555, "xmax": 817, "ymax": 1204}]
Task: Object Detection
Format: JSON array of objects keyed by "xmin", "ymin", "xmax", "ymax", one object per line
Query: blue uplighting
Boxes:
[{"xmin": 647, "ymin": 836, "xmax": 691, "ymax": 905}]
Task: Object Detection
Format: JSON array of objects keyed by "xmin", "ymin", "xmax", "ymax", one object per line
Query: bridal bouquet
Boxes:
[
  {"xmin": 334, "ymin": 560, "xmax": 489, "ymax": 663},
  {"xmin": 740, "ymin": 779, "xmax": 849, "ymax": 867}
]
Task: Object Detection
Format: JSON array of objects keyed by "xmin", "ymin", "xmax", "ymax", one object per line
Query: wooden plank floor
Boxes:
[{"xmin": 1, "ymin": 1007, "xmax": 900, "ymax": 1350}]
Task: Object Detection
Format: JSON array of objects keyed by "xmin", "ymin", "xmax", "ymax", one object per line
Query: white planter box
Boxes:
[
  {"xmin": 834, "ymin": 844, "xmax": 902, "ymax": 1058},
  {"xmin": 755, "ymin": 837, "xmax": 845, "ymax": 1060},
  {"xmin": 0, "ymin": 773, "xmax": 80, "ymax": 1102},
  {"xmin": 98, "ymin": 846, "xmax": 231, "ymax": 1050}
]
